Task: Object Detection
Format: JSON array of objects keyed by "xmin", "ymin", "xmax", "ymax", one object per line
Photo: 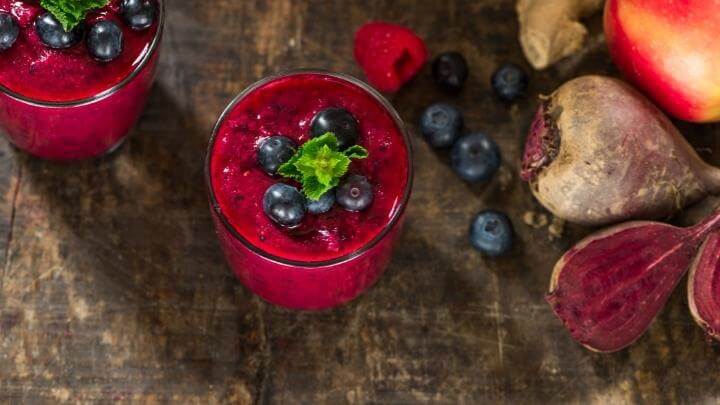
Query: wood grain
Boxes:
[{"xmin": 1, "ymin": 0, "xmax": 720, "ymax": 403}]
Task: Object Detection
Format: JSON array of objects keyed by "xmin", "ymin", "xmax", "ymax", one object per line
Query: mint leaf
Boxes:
[
  {"xmin": 301, "ymin": 176, "xmax": 327, "ymax": 201},
  {"xmin": 303, "ymin": 133, "xmax": 339, "ymax": 154},
  {"xmin": 295, "ymin": 145, "xmax": 350, "ymax": 185},
  {"xmin": 41, "ymin": 0, "xmax": 109, "ymax": 31},
  {"xmin": 277, "ymin": 132, "xmax": 369, "ymax": 201},
  {"xmin": 277, "ymin": 152, "xmax": 302, "ymax": 180},
  {"xmin": 343, "ymin": 145, "xmax": 369, "ymax": 159}
]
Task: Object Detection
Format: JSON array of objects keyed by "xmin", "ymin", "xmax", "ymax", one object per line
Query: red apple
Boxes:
[{"xmin": 605, "ymin": 0, "xmax": 720, "ymax": 122}]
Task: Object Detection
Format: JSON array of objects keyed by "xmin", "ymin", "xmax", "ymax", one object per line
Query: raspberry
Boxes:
[{"xmin": 354, "ymin": 22, "xmax": 427, "ymax": 93}]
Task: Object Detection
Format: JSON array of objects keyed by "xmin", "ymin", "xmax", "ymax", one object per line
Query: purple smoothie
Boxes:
[
  {"xmin": 0, "ymin": 0, "xmax": 158, "ymax": 102},
  {"xmin": 210, "ymin": 72, "xmax": 410, "ymax": 263},
  {"xmin": 0, "ymin": 0, "xmax": 163, "ymax": 160}
]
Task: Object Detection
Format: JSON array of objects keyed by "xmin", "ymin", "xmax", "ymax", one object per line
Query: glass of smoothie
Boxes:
[
  {"xmin": 207, "ymin": 71, "xmax": 413, "ymax": 310},
  {"xmin": 0, "ymin": 0, "xmax": 164, "ymax": 160}
]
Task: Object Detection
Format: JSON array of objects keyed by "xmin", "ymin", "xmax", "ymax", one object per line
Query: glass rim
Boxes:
[
  {"xmin": 0, "ymin": 0, "xmax": 166, "ymax": 108},
  {"xmin": 205, "ymin": 69, "xmax": 414, "ymax": 268}
]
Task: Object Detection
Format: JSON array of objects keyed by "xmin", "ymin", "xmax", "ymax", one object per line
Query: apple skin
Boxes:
[{"xmin": 605, "ymin": 0, "xmax": 720, "ymax": 123}]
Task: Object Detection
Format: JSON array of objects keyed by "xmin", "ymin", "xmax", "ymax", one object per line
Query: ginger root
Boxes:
[{"xmin": 516, "ymin": 0, "xmax": 604, "ymax": 70}]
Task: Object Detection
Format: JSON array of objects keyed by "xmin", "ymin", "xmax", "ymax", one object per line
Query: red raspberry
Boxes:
[{"xmin": 354, "ymin": 22, "xmax": 428, "ymax": 93}]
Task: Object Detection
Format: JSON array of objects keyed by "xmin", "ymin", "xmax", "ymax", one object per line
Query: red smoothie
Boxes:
[
  {"xmin": 0, "ymin": 0, "xmax": 163, "ymax": 160},
  {"xmin": 207, "ymin": 71, "xmax": 412, "ymax": 309},
  {"xmin": 210, "ymin": 72, "xmax": 410, "ymax": 262},
  {"xmin": 0, "ymin": 0, "xmax": 158, "ymax": 102}
]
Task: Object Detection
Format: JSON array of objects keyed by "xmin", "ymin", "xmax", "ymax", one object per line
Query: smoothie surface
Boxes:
[
  {"xmin": 0, "ymin": 0, "xmax": 159, "ymax": 102},
  {"xmin": 210, "ymin": 73, "xmax": 410, "ymax": 263}
]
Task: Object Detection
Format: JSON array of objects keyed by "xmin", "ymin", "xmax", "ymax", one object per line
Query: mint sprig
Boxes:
[
  {"xmin": 278, "ymin": 133, "xmax": 369, "ymax": 200},
  {"xmin": 41, "ymin": 0, "xmax": 109, "ymax": 31}
]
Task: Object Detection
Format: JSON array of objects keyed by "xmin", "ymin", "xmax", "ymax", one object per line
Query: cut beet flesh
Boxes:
[
  {"xmin": 547, "ymin": 210, "xmax": 720, "ymax": 352},
  {"xmin": 520, "ymin": 102, "xmax": 559, "ymax": 182},
  {"xmin": 688, "ymin": 232, "xmax": 720, "ymax": 341}
]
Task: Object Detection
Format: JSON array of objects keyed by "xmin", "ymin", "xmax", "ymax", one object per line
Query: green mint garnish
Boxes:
[
  {"xmin": 41, "ymin": 0, "xmax": 109, "ymax": 31},
  {"xmin": 278, "ymin": 132, "xmax": 369, "ymax": 201}
]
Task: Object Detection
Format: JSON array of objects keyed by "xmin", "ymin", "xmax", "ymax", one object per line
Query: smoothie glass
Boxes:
[
  {"xmin": 206, "ymin": 71, "xmax": 413, "ymax": 310},
  {"xmin": 0, "ymin": 0, "xmax": 165, "ymax": 161}
]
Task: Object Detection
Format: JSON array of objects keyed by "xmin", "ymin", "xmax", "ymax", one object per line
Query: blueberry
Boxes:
[
  {"xmin": 306, "ymin": 190, "xmax": 335, "ymax": 215},
  {"xmin": 121, "ymin": 0, "xmax": 157, "ymax": 30},
  {"xmin": 257, "ymin": 136, "xmax": 296, "ymax": 175},
  {"xmin": 469, "ymin": 210, "xmax": 513, "ymax": 257},
  {"xmin": 35, "ymin": 12, "xmax": 83, "ymax": 49},
  {"xmin": 336, "ymin": 175, "xmax": 373, "ymax": 212},
  {"xmin": 451, "ymin": 133, "xmax": 501, "ymax": 183},
  {"xmin": 0, "ymin": 12, "xmax": 19, "ymax": 51},
  {"xmin": 432, "ymin": 52, "xmax": 468, "ymax": 92},
  {"xmin": 419, "ymin": 103, "xmax": 463, "ymax": 148},
  {"xmin": 491, "ymin": 63, "xmax": 528, "ymax": 102},
  {"xmin": 310, "ymin": 108, "xmax": 359, "ymax": 150},
  {"xmin": 86, "ymin": 20, "xmax": 123, "ymax": 62},
  {"xmin": 263, "ymin": 183, "xmax": 306, "ymax": 227}
]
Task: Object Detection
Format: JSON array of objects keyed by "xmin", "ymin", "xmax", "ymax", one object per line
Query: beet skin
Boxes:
[{"xmin": 522, "ymin": 75, "xmax": 720, "ymax": 226}]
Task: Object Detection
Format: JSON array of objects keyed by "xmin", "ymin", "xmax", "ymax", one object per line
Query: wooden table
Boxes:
[{"xmin": 2, "ymin": 0, "xmax": 720, "ymax": 403}]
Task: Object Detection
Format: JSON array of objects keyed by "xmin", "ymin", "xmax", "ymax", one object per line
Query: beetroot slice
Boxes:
[
  {"xmin": 688, "ymin": 232, "xmax": 720, "ymax": 341},
  {"xmin": 547, "ymin": 210, "xmax": 720, "ymax": 352}
]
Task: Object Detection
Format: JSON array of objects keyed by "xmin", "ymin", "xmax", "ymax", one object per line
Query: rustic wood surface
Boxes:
[{"xmin": 2, "ymin": 0, "xmax": 720, "ymax": 403}]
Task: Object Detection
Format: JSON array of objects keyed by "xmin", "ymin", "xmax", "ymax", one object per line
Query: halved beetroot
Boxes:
[
  {"xmin": 688, "ymin": 232, "xmax": 720, "ymax": 341},
  {"xmin": 548, "ymin": 210, "xmax": 720, "ymax": 352}
]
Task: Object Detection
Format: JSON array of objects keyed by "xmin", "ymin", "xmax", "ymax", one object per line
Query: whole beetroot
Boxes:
[{"xmin": 521, "ymin": 75, "xmax": 720, "ymax": 226}]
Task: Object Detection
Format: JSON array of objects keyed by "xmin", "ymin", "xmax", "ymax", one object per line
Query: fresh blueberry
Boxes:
[
  {"xmin": 257, "ymin": 136, "xmax": 296, "ymax": 175},
  {"xmin": 491, "ymin": 63, "xmax": 528, "ymax": 102},
  {"xmin": 432, "ymin": 52, "xmax": 468, "ymax": 92},
  {"xmin": 451, "ymin": 133, "xmax": 501, "ymax": 183},
  {"xmin": 263, "ymin": 183, "xmax": 306, "ymax": 227},
  {"xmin": 336, "ymin": 175, "xmax": 373, "ymax": 212},
  {"xmin": 469, "ymin": 210, "xmax": 513, "ymax": 257},
  {"xmin": 419, "ymin": 103, "xmax": 463, "ymax": 148},
  {"xmin": 35, "ymin": 12, "xmax": 84, "ymax": 49},
  {"xmin": 310, "ymin": 108, "xmax": 359, "ymax": 150},
  {"xmin": 306, "ymin": 190, "xmax": 335, "ymax": 215},
  {"xmin": 121, "ymin": 0, "xmax": 157, "ymax": 30},
  {"xmin": 0, "ymin": 12, "xmax": 19, "ymax": 51},
  {"xmin": 87, "ymin": 20, "xmax": 123, "ymax": 62}
]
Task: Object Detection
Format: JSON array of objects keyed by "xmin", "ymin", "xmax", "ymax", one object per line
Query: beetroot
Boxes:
[
  {"xmin": 521, "ymin": 75, "xmax": 720, "ymax": 226},
  {"xmin": 688, "ymin": 232, "xmax": 720, "ymax": 341},
  {"xmin": 547, "ymin": 209, "xmax": 720, "ymax": 352}
]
